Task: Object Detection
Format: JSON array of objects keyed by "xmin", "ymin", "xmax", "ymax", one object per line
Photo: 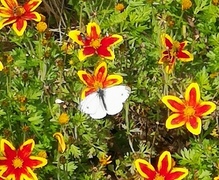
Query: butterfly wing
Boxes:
[
  {"xmin": 79, "ymin": 92, "xmax": 107, "ymax": 119},
  {"xmin": 104, "ymin": 85, "xmax": 131, "ymax": 115}
]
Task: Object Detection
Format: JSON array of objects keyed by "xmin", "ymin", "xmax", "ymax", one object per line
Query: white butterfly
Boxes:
[{"xmin": 79, "ymin": 85, "xmax": 131, "ymax": 119}]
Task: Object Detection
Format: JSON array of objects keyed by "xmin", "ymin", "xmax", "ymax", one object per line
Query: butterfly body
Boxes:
[{"xmin": 79, "ymin": 85, "xmax": 131, "ymax": 119}]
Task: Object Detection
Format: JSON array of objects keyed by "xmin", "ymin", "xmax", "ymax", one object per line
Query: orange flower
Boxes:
[
  {"xmin": 77, "ymin": 61, "xmax": 123, "ymax": 99},
  {"xmin": 36, "ymin": 21, "xmax": 47, "ymax": 32},
  {"xmin": 159, "ymin": 34, "xmax": 193, "ymax": 74},
  {"xmin": 58, "ymin": 112, "xmax": 69, "ymax": 125},
  {"xmin": 135, "ymin": 151, "xmax": 188, "ymax": 180},
  {"xmin": 68, "ymin": 22, "xmax": 123, "ymax": 61},
  {"xmin": 0, "ymin": 0, "xmax": 42, "ymax": 36},
  {"xmin": 182, "ymin": 0, "xmax": 192, "ymax": 10},
  {"xmin": 0, "ymin": 139, "xmax": 47, "ymax": 180},
  {"xmin": 99, "ymin": 154, "xmax": 112, "ymax": 166},
  {"xmin": 115, "ymin": 3, "xmax": 125, "ymax": 12},
  {"xmin": 162, "ymin": 83, "xmax": 216, "ymax": 135}
]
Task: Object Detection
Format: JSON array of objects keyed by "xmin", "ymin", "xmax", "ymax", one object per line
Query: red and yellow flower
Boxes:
[
  {"xmin": 0, "ymin": 0, "xmax": 42, "ymax": 36},
  {"xmin": 78, "ymin": 61, "xmax": 123, "ymax": 99},
  {"xmin": 162, "ymin": 83, "xmax": 216, "ymax": 135},
  {"xmin": 159, "ymin": 34, "xmax": 193, "ymax": 74},
  {"xmin": 68, "ymin": 22, "xmax": 123, "ymax": 61},
  {"xmin": 135, "ymin": 151, "xmax": 188, "ymax": 180},
  {"xmin": 0, "ymin": 139, "xmax": 47, "ymax": 180}
]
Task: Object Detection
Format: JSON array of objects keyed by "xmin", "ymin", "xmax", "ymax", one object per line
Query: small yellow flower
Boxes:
[
  {"xmin": 212, "ymin": 0, "xmax": 219, "ymax": 5},
  {"xmin": 53, "ymin": 132, "xmax": 66, "ymax": 153},
  {"xmin": 19, "ymin": 96, "xmax": 27, "ymax": 103},
  {"xmin": 6, "ymin": 55, "xmax": 13, "ymax": 64},
  {"xmin": 19, "ymin": 105, "xmax": 26, "ymax": 112},
  {"xmin": 182, "ymin": 0, "xmax": 192, "ymax": 10},
  {"xmin": 115, "ymin": 3, "xmax": 125, "ymax": 12},
  {"xmin": 211, "ymin": 128, "xmax": 219, "ymax": 138},
  {"xmin": 69, "ymin": 59, "xmax": 74, "ymax": 65},
  {"xmin": 210, "ymin": 72, "xmax": 219, "ymax": 78},
  {"xmin": 99, "ymin": 154, "xmax": 112, "ymax": 166},
  {"xmin": 36, "ymin": 22, "xmax": 47, "ymax": 33},
  {"xmin": 22, "ymin": 125, "xmax": 29, "ymax": 132},
  {"xmin": 58, "ymin": 113, "xmax": 69, "ymax": 125},
  {"xmin": 37, "ymin": 151, "xmax": 47, "ymax": 159},
  {"xmin": 61, "ymin": 42, "xmax": 74, "ymax": 55}
]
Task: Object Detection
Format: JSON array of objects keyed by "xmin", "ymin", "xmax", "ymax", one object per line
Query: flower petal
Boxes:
[
  {"xmin": 166, "ymin": 113, "xmax": 186, "ymax": 129},
  {"xmin": 97, "ymin": 46, "xmax": 115, "ymax": 60},
  {"xmin": 0, "ymin": 165, "xmax": 7, "ymax": 178},
  {"xmin": 196, "ymin": 101, "xmax": 216, "ymax": 116},
  {"xmin": 23, "ymin": 12, "xmax": 41, "ymax": 21},
  {"xmin": 1, "ymin": 0, "xmax": 18, "ymax": 9},
  {"xmin": 0, "ymin": 61, "xmax": 3, "ymax": 71},
  {"xmin": 157, "ymin": 151, "xmax": 172, "ymax": 175},
  {"xmin": 0, "ymin": 17, "xmax": 16, "ymax": 29},
  {"xmin": 53, "ymin": 132, "xmax": 66, "ymax": 153},
  {"xmin": 68, "ymin": 30, "xmax": 85, "ymax": 46},
  {"xmin": 185, "ymin": 83, "xmax": 200, "ymax": 106},
  {"xmin": 158, "ymin": 50, "xmax": 170, "ymax": 64},
  {"xmin": 18, "ymin": 139, "xmax": 34, "ymax": 158},
  {"xmin": 162, "ymin": 96, "xmax": 185, "ymax": 112},
  {"xmin": 29, "ymin": 156, "xmax": 47, "ymax": 168},
  {"xmin": 100, "ymin": 34, "xmax": 123, "ymax": 47},
  {"xmin": 104, "ymin": 75, "xmax": 123, "ymax": 88},
  {"xmin": 179, "ymin": 41, "xmax": 187, "ymax": 49},
  {"xmin": 0, "ymin": 7, "xmax": 12, "ymax": 17},
  {"xmin": 77, "ymin": 70, "xmax": 94, "ymax": 87},
  {"xmin": 78, "ymin": 47, "xmax": 95, "ymax": 61},
  {"xmin": 81, "ymin": 87, "xmax": 96, "ymax": 99},
  {"xmin": 23, "ymin": 0, "xmax": 42, "ymax": 11},
  {"xmin": 94, "ymin": 61, "xmax": 107, "ymax": 83},
  {"xmin": 134, "ymin": 159, "xmax": 156, "ymax": 179},
  {"xmin": 87, "ymin": 22, "xmax": 101, "ymax": 39},
  {"xmin": 12, "ymin": 19, "xmax": 27, "ymax": 36},
  {"xmin": 0, "ymin": 139, "xmax": 16, "ymax": 157},
  {"xmin": 20, "ymin": 167, "xmax": 38, "ymax": 180},
  {"xmin": 165, "ymin": 62, "xmax": 175, "ymax": 74},
  {"xmin": 162, "ymin": 34, "xmax": 173, "ymax": 49},
  {"xmin": 214, "ymin": 176, "xmax": 219, "ymax": 180},
  {"xmin": 166, "ymin": 167, "xmax": 189, "ymax": 180},
  {"xmin": 185, "ymin": 116, "xmax": 201, "ymax": 135},
  {"xmin": 177, "ymin": 50, "xmax": 193, "ymax": 62}
]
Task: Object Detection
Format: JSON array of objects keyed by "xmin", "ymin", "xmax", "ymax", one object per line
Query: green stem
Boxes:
[
  {"xmin": 57, "ymin": 153, "xmax": 61, "ymax": 180},
  {"xmin": 149, "ymin": 122, "xmax": 159, "ymax": 164},
  {"xmin": 163, "ymin": 69, "xmax": 169, "ymax": 96},
  {"xmin": 99, "ymin": 0, "xmax": 112, "ymax": 24},
  {"xmin": 79, "ymin": 2, "xmax": 83, "ymax": 29},
  {"xmin": 6, "ymin": 64, "xmax": 13, "ymax": 139},
  {"xmin": 124, "ymin": 101, "xmax": 135, "ymax": 152}
]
